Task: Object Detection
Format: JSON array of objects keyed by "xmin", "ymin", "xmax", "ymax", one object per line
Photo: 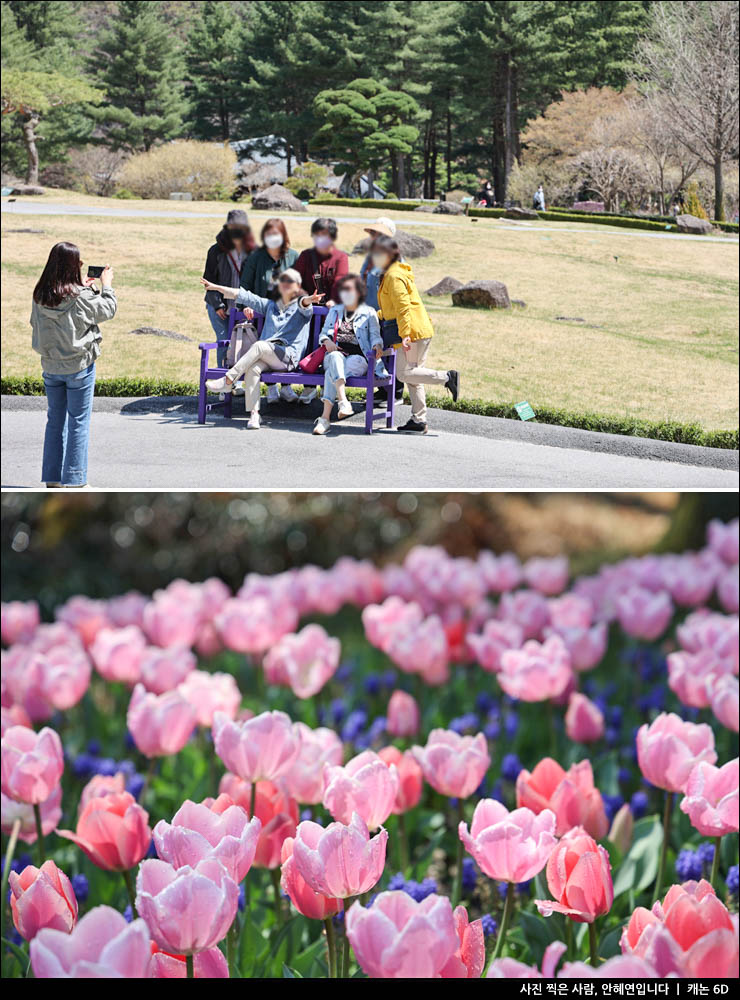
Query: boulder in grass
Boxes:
[
  {"xmin": 434, "ymin": 201, "xmax": 465, "ymax": 215},
  {"xmin": 351, "ymin": 229, "xmax": 435, "ymax": 259},
  {"xmin": 452, "ymin": 279, "xmax": 511, "ymax": 310},
  {"xmin": 129, "ymin": 326, "xmax": 192, "ymax": 343},
  {"xmin": 505, "ymin": 206, "xmax": 539, "ymax": 220},
  {"xmin": 676, "ymin": 213, "xmax": 713, "ymax": 235},
  {"xmin": 413, "ymin": 204, "xmax": 436, "ymax": 213},
  {"xmin": 251, "ymin": 183, "xmax": 306, "ymax": 212},
  {"xmin": 426, "ymin": 276, "xmax": 464, "ymax": 296},
  {"xmin": 10, "ymin": 184, "xmax": 45, "ymax": 196}
]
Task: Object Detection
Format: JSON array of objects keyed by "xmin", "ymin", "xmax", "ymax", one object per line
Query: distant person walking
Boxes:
[
  {"xmin": 533, "ymin": 184, "xmax": 545, "ymax": 211},
  {"xmin": 202, "ymin": 209, "xmax": 255, "ymax": 366},
  {"xmin": 31, "ymin": 242, "xmax": 117, "ymax": 488},
  {"xmin": 478, "ymin": 180, "xmax": 495, "ymax": 207}
]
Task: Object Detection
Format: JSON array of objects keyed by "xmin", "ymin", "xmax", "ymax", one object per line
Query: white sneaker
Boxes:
[
  {"xmin": 45, "ymin": 482, "xmax": 63, "ymax": 489},
  {"xmin": 247, "ymin": 411, "xmax": 261, "ymax": 429},
  {"xmin": 206, "ymin": 376, "xmax": 231, "ymax": 392},
  {"xmin": 266, "ymin": 384, "xmax": 280, "ymax": 404},
  {"xmin": 300, "ymin": 388, "xmax": 317, "ymax": 404},
  {"xmin": 280, "ymin": 384, "xmax": 299, "ymax": 402},
  {"xmin": 337, "ymin": 400, "xmax": 354, "ymax": 420},
  {"xmin": 313, "ymin": 417, "xmax": 331, "ymax": 435}
]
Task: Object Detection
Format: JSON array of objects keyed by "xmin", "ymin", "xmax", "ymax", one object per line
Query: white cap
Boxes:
[
  {"xmin": 364, "ymin": 216, "xmax": 396, "ymax": 238},
  {"xmin": 279, "ymin": 268, "xmax": 302, "ymax": 284}
]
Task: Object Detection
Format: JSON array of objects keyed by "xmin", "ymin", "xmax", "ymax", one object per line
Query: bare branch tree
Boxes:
[
  {"xmin": 624, "ymin": 96, "xmax": 700, "ymax": 214},
  {"xmin": 634, "ymin": 1, "xmax": 739, "ymax": 220}
]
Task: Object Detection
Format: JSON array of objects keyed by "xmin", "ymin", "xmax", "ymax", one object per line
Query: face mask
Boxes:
[
  {"xmin": 313, "ymin": 234, "xmax": 331, "ymax": 251},
  {"xmin": 372, "ymin": 253, "xmax": 390, "ymax": 270},
  {"xmin": 339, "ymin": 288, "xmax": 357, "ymax": 308},
  {"xmin": 264, "ymin": 232, "xmax": 283, "ymax": 250}
]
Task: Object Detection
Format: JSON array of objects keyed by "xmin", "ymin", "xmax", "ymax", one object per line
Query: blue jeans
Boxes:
[
  {"xmin": 41, "ymin": 363, "xmax": 96, "ymax": 486},
  {"xmin": 206, "ymin": 303, "xmax": 229, "ymax": 366}
]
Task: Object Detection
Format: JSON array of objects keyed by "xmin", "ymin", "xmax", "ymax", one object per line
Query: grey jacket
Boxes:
[{"xmin": 31, "ymin": 287, "xmax": 117, "ymax": 374}]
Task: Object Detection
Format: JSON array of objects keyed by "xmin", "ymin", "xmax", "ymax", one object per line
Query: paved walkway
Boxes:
[{"xmin": 2, "ymin": 396, "xmax": 736, "ymax": 490}]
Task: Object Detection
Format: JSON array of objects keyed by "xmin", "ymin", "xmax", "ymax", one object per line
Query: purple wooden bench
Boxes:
[{"xmin": 198, "ymin": 305, "xmax": 397, "ymax": 434}]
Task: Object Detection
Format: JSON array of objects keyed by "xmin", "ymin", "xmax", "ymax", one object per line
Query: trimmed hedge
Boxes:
[
  {"xmin": 310, "ymin": 197, "xmax": 422, "ymax": 212},
  {"xmin": 547, "ymin": 205, "xmax": 739, "ymax": 234},
  {"xmin": 3, "ymin": 375, "xmax": 736, "ymax": 450}
]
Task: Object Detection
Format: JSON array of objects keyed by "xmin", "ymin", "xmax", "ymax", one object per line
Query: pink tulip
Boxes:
[
  {"xmin": 707, "ymin": 517, "xmax": 739, "ymax": 564},
  {"xmin": 667, "ymin": 649, "xmax": 734, "ymax": 709},
  {"xmin": 717, "ymin": 563, "xmax": 739, "ymax": 613},
  {"xmin": 57, "ymin": 791, "xmax": 151, "ymax": 871},
  {"xmin": 498, "ymin": 590, "xmax": 550, "ymax": 640},
  {"xmin": 153, "ymin": 795, "xmax": 261, "ymax": 883},
  {"xmin": 524, "ymin": 556, "xmax": 569, "ymax": 596},
  {"xmin": 136, "ymin": 858, "xmax": 238, "ymax": 955},
  {"xmin": 106, "ymin": 590, "xmax": 148, "ymax": 629},
  {"xmin": 263, "ymin": 624, "xmax": 340, "ymax": 699},
  {"xmin": 616, "ymin": 587, "xmax": 673, "ymax": 641},
  {"xmin": 378, "ymin": 746, "xmax": 423, "ymax": 814},
  {"xmin": 30, "ymin": 905, "xmax": 151, "ymax": 978},
  {"xmin": 548, "ymin": 594, "xmax": 593, "ymax": 629},
  {"xmin": 558, "ymin": 956, "xmax": 660, "ymax": 978},
  {"xmin": 323, "ymin": 749, "xmax": 399, "ymax": 830},
  {"xmin": 622, "ymin": 880, "xmax": 738, "ymax": 978},
  {"xmin": 148, "ymin": 943, "xmax": 229, "ymax": 978},
  {"xmin": 487, "ymin": 940, "xmax": 567, "ymax": 978},
  {"xmin": 90, "ymin": 625, "xmax": 147, "ymax": 685},
  {"xmin": 680, "ymin": 759, "xmax": 739, "ymax": 837},
  {"xmin": 2, "ymin": 645, "xmax": 91, "ymax": 719},
  {"xmin": 676, "ymin": 610, "xmax": 738, "ymax": 670},
  {"xmin": 709, "ymin": 674, "xmax": 739, "ymax": 731},
  {"xmin": 545, "ymin": 622, "xmax": 608, "ymax": 672},
  {"xmin": 177, "ymin": 670, "xmax": 241, "ymax": 726},
  {"xmin": 636, "ymin": 712, "xmax": 717, "ymax": 794},
  {"xmin": 498, "ymin": 636, "xmax": 573, "ymax": 702},
  {"xmin": 10, "ymin": 860, "xmax": 78, "ymax": 940},
  {"xmin": 516, "ymin": 757, "xmax": 609, "ymax": 840},
  {"xmin": 1, "ymin": 600, "xmax": 40, "ymax": 645},
  {"xmin": 467, "ymin": 620, "xmax": 523, "ymax": 674},
  {"xmin": 212, "ymin": 709, "xmax": 301, "ymax": 782},
  {"xmin": 411, "ymin": 728, "xmax": 489, "ymax": 799},
  {"xmin": 216, "ymin": 596, "xmax": 298, "ymax": 655},
  {"xmin": 280, "ymin": 835, "xmax": 343, "ymax": 920},
  {"xmin": 362, "ymin": 597, "xmax": 424, "ymax": 652},
  {"xmin": 139, "ymin": 646, "xmax": 196, "ymax": 694},
  {"xmin": 1, "ymin": 787, "xmax": 62, "ymax": 844},
  {"xmin": 292, "ymin": 812, "xmax": 387, "ymax": 899},
  {"xmin": 565, "ymin": 692, "xmax": 605, "ymax": 743},
  {"xmin": 143, "ymin": 592, "xmax": 200, "ymax": 649},
  {"xmin": 127, "ymin": 683, "xmax": 197, "ymax": 758},
  {"xmin": 346, "ymin": 890, "xmax": 460, "ymax": 978},
  {"xmin": 386, "ymin": 689, "xmax": 420, "ymax": 737},
  {"xmin": 387, "ymin": 614, "xmax": 450, "ymax": 686},
  {"xmin": 1, "ymin": 704, "xmax": 32, "ymax": 735},
  {"xmin": 459, "ymin": 799, "xmax": 557, "ymax": 882},
  {"xmin": 56, "ymin": 595, "xmax": 109, "ymax": 647},
  {"xmin": 536, "ymin": 827, "xmax": 613, "ymax": 923},
  {"xmin": 1, "ymin": 725, "xmax": 63, "ymax": 804},
  {"xmin": 608, "ymin": 803, "xmax": 634, "ymax": 855},
  {"xmin": 478, "ymin": 551, "xmax": 523, "ymax": 593},
  {"xmin": 79, "ymin": 772, "xmax": 127, "ymax": 812},
  {"xmin": 440, "ymin": 904, "xmax": 485, "ymax": 978},
  {"xmin": 218, "ymin": 774, "xmax": 299, "ymax": 870},
  {"xmin": 284, "ymin": 723, "xmax": 343, "ymax": 804}
]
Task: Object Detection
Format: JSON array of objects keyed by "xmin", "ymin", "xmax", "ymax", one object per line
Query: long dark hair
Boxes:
[
  {"xmin": 371, "ymin": 235, "xmax": 402, "ymax": 268},
  {"xmin": 33, "ymin": 242, "xmax": 83, "ymax": 307},
  {"xmin": 261, "ymin": 217, "xmax": 290, "ymax": 256}
]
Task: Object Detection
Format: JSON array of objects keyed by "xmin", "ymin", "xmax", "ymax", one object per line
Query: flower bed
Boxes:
[{"xmin": 1, "ymin": 518, "xmax": 738, "ymax": 979}]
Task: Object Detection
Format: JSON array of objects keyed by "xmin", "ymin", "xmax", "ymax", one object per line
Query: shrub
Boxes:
[
  {"xmin": 311, "ymin": 197, "xmax": 421, "ymax": 211},
  {"xmin": 118, "ymin": 141, "xmax": 237, "ymax": 200},
  {"xmin": 683, "ymin": 181, "xmax": 708, "ymax": 220},
  {"xmin": 67, "ymin": 146, "xmax": 129, "ymax": 197},
  {"xmin": 284, "ymin": 161, "xmax": 329, "ymax": 200}
]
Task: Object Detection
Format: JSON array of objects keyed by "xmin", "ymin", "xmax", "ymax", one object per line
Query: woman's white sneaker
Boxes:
[
  {"xmin": 247, "ymin": 411, "xmax": 261, "ymax": 429},
  {"xmin": 300, "ymin": 388, "xmax": 318, "ymax": 404},
  {"xmin": 266, "ymin": 384, "xmax": 280, "ymax": 404},
  {"xmin": 206, "ymin": 376, "xmax": 230, "ymax": 392},
  {"xmin": 313, "ymin": 417, "xmax": 331, "ymax": 435},
  {"xmin": 280, "ymin": 385, "xmax": 299, "ymax": 402},
  {"xmin": 337, "ymin": 400, "xmax": 354, "ymax": 420}
]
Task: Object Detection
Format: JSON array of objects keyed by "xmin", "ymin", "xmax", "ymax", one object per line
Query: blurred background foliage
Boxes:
[{"xmin": 2, "ymin": 492, "xmax": 737, "ymax": 617}]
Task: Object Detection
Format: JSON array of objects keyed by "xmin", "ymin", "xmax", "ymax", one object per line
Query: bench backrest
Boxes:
[{"xmin": 227, "ymin": 305, "xmax": 328, "ymax": 357}]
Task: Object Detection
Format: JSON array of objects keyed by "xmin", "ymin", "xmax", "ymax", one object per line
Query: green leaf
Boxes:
[
  {"xmin": 282, "ymin": 964, "xmax": 301, "ymax": 977},
  {"xmin": 519, "ymin": 910, "xmax": 558, "ymax": 964},
  {"xmin": 612, "ymin": 815, "xmax": 663, "ymax": 898},
  {"xmin": 599, "ymin": 925, "xmax": 623, "ymax": 959}
]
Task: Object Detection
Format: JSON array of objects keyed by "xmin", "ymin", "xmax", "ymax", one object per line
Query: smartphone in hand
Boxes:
[{"xmin": 87, "ymin": 266, "xmax": 105, "ymax": 278}]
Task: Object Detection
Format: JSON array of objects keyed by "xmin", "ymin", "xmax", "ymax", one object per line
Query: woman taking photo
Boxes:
[
  {"xmin": 241, "ymin": 218, "xmax": 299, "ymax": 404},
  {"xmin": 31, "ymin": 242, "xmax": 116, "ymax": 488},
  {"xmin": 373, "ymin": 235, "xmax": 459, "ymax": 433},
  {"xmin": 313, "ymin": 273, "xmax": 384, "ymax": 437}
]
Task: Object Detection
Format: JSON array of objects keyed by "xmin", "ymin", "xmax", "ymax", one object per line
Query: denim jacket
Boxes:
[
  {"xmin": 360, "ymin": 254, "xmax": 382, "ymax": 310},
  {"xmin": 319, "ymin": 302, "xmax": 385, "ymax": 375},
  {"xmin": 234, "ymin": 288, "xmax": 313, "ymax": 369}
]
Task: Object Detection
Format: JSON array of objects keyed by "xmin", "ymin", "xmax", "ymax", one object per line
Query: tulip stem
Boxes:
[
  {"xmin": 249, "ymin": 781, "xmax": 256, "ymax": 820},
  {"xmin": 588, "ymin": 922, "xmax": 599, "ymax": 967},
  {"xmin": 122, "ymin": 867, "xmax": 138, "ymax": 918},
  {"xmin": 653, "ymin": 791, "xmax": 673, "ymax": 905},
  {"xmin": 186, "ymin": 954, "xmax": 194, "ymax": 979},
  {"xmin": 32, "ymin": 803, "xmax": 44, "ymax": 865},
  {"xmin": 565, "ymin": 919, "xmax": 573, "ymax": 961},
  {"xmin": 227, "ymin": 917, "xmax": 238, "ymax": 977},
  {"xmin": 341, "ymin": 896, "xmax": 356, "ymax": 977},
  {"xmin": 324, "ymin": 917, "xmax": 337, "ymax": 978},
  {"xmin": 710, "ymin": 836, "xmax": 721, "ymax": 890},
  {"xmin": 451, "ymin": 798, "xmax": 465, "ymax": 906},
  {"xmin": 491, "ymin": 880, "xmax": 515, "ymax": 964},
  {"xmin": 270, "ymin": 868, "xmax": 283, "ymax": 926},
  {"xmin": 1, "ymin": 818, "xmax": 22, "ymax": 970},
  {"xmin": 397, "ymin": 812, "xmax": 409, "ymax": 873}
]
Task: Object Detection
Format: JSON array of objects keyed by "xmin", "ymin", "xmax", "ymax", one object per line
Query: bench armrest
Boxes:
[{"xmin": 198, "ymin": 340, "xmax": 231, "ymax": 351}]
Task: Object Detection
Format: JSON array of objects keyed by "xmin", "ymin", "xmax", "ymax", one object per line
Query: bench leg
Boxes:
[
  {"xmin": 386, "ymin": 353, "xmax": 396, "ymax": 429},
  {"xmin": 198, "ymin": 352, "xmax": 208, "ymax": 424},
  {"xmin": 225, "ymin": 391, "xmax": 233, "ymax": 419}
]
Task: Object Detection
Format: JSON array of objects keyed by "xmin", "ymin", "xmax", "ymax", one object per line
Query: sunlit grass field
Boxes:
[{"xmin": 2, "ymin": 189, "xmax": 738, "ymax": 431}]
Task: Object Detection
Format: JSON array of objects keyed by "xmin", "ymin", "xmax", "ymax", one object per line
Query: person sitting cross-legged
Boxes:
[
  {"xmin": 313, "ymin": 273, "xmax": 384, "ymax": 436},
  {"xmin": 200, "ymin": 269, "xmax": 323, "ymax": 429}
]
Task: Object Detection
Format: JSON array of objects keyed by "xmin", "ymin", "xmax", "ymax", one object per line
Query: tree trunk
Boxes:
[
  {"xmin": 390, "ymin": 157, "xmax": 398, "ymax": 197},
  {"xmin": 366, "ymin": 168, "xmax": 375, "ymax": 199},
  {"xmin": 430, "ymin": 128, "xmax": 438, "ymax": 200},
  {"xmin": 503, "ymin": 56, "xmax": 514, "ymax": 203},
  {"xmin": 22, "ymin": 115, "xmax": 40, "ymax": 185},
  {"xmin": 446, "ymin": 95, "xmax": 452, "ymax": 191},
  {"xmin": 396, "ymin": 150, "xmax": 406, "ymax": 199},
  {"xmin": 422, "ymin": 122, "xmax": 431, "ymax": 199},
  {"xmin": 714, "ymin": 155, "xmax": 725, "ymax": 221}
]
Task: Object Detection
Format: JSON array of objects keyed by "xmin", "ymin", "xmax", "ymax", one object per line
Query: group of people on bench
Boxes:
[{"xmin": 201, "ymin": 213, "xmax": 459, "ymax": 435}]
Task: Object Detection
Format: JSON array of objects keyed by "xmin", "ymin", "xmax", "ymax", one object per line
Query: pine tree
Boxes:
[
  {"xmin": 185, "ymin": 0, "xmax": 245, "ymax": 141},
  {"xmin": 90, "ymin": 0, "xmax": 187, "ymax": 152}
]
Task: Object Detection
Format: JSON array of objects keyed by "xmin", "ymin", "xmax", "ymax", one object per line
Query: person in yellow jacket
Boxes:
[{"xmin": 374, "ymin": 235, "xmax": 459, "ymax": 433}]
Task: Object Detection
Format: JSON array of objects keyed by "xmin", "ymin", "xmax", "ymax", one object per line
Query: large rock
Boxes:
[
  {"xmin": 452, "ymin": 280, "xmax": 511, "ymax": 310},
  {"xmin": 10, "ymin": 184, "xmax": 45, "ymax": 196},
  {"xmin": 676, "ymin": 213, "xmax": 712, "ymax": 235},
  {"xmin": 426, "ymin": 276, "xmax": 464, "ymax": 296},
  {"xmin": 434, "ymin": 200, "xmax": 465, "ymax": 215},
  {"xmin": 413, "ymin": 204, "xmax": 436, "ymax": 213},
  {"xmin": 251, "ymin": 183, "xmax": 306, "ymax": 212},
  {"xmin": 505, "ymin": 206, "xmax": 539, "ymax": 220},
  {"xmin": 352, "ymin": 228, "xmax": 435, "ymax": 259}
]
